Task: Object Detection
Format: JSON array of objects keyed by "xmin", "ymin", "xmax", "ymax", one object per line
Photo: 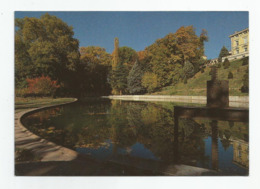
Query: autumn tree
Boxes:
[
  {"xmin": 144, "ymin": 26, "xmax": 208, "ymax": 88},
  {"xmin": 112, "ymin": 37, "xmax": 119, "ymax": 70},
  {"xmin": 15, "ymin": 13, "xmax": 80, "ymax": 95},
  {"xmin": 26, "ymin": 75, "xmax": 60, "ymax": 97},
  {"xmin": 141, "ymin": 72, "xmax": 158, "ymax": 93},
  {"xmin": 218, "ymin": 46, "xmax": 229, "ymax": 63}
]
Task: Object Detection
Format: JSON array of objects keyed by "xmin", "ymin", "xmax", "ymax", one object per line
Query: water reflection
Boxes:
[{"xmin": 22, "ymin": 99, "xmax": 249, "ymax": 175}]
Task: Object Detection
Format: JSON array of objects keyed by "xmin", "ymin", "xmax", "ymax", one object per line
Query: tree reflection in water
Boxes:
[{"xmin": 22, "ymin": 99, "xmax": 248, "ymax": 175}]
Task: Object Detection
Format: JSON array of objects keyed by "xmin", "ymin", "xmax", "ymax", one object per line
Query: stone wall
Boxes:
[{"xmin": 102, "ymin": 95, "xmax": 249, "ymax": 108}]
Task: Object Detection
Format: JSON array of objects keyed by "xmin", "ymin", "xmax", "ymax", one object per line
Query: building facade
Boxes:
[{"xmin": 223, "ymin": 28, "xmax": 249, "ymax": 62}]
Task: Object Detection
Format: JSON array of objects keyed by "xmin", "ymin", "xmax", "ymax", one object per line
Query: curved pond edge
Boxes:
[
  {"xmin": 15, "ymin": 98, "xmax": 79, "ymax": 162},
  {"xmin": 15, "ymin": 97, "xmax": 218, "ymax": 176}
]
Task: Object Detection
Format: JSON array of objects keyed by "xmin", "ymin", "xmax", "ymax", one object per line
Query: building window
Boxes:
[
  {"xmin": 244, "ymin": 37, "xmax": 248, "ymax": 44},
  {"xmin": 244, "ymin": 47, "xmax": 248, "ymax": 52},
  {"xmin": 236, "ymin": 41, "xmax": 239, "ymax": 46},
  {"xmin": 236, "ymin": 49, "xmax": 239, "ymax": 54}
]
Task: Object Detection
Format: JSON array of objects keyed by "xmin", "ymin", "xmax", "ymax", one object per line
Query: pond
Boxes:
[{"xmin": 22, "ymin": 98, "xmax": 249, "ymax": 175}]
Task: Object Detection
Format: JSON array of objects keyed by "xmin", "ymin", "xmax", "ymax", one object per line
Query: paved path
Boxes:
[{"xmin": 15, "ymin": 100, "xmax": 79, "ymax": 162}]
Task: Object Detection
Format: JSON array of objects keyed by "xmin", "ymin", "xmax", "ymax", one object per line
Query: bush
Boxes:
[
  {"xmin": 223, "ymin": 58, "xmax": 230, "ymax": 69},
  {"xmin": 228, "ymin": 71, "xmax": 233, "ymax": 79},
  {"xmin": 242, "ymin": 57, "xmax": 249, "ymax": 65},
  {"xmin": 26, "ymin": 75, "xmax": 60, "ymax": 97},
  {"xmin": 184, "ymin": 77, "xmax": 187, "ymax": 84},
  {"xmin": 201, "ymin": 68, "xmax": 204, "ymax": 73},
  {"xmin": 216, "ymin": 63, "xmax": 221, "ymax": 68},
  {"xmin": 240, "ymin": 68, "xmax": 249, "ymax": 93}
]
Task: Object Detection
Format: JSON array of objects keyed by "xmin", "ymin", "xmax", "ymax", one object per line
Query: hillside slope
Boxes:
[{"xmin": 153, "ymin": 59, "xmax": 249, "ymax": 96}]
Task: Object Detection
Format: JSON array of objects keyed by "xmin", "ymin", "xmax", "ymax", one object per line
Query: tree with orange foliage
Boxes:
[{"xmin": 26, "ymin": 75, "xmax": 60, "ymax": 97}]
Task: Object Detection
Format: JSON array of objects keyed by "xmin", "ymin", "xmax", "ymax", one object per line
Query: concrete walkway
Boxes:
[{"xmin": 15, "ymin": 99, "xmax": 79, "ymax": 162}]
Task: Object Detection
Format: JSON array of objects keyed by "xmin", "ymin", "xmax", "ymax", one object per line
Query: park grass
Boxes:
[
  {"xmin": 154, "ymin": 59, "xmax": 249, "ymax": 96},
  {"xmin": 15, "ymin": 97, "xmax": 76, "ymax": 113}
]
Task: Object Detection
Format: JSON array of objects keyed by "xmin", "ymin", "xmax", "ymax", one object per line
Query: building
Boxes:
[
  {"xmin": 232, "ymin": 139, "xmax": 249, "ymax": 169},
  {"xmin": 223, "ymin": 28, "xmax": 249, "ymax": 62}
]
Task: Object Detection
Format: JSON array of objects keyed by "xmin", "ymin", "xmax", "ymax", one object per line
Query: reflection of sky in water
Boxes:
[
  {"xmin": 76, "ymin": 140, "xmax": 158, "ymax": 161},
  {"xmin": 22, "ymin": 100, "xmax": 248, "ymax": 175},
  {"xmin": 199, "ymin": 137, "xmax": 248, "ymax": 175}
]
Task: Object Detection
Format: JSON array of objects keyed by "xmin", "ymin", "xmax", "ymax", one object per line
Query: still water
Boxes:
[{"xmin": 22, "ymin": 98, "xmax": 249, "ymax": 175}]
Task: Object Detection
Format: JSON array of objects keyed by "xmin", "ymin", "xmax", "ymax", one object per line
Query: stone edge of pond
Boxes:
[{"xmin": 15, "ymin": 98, "xmax": 79, "ymax": 162}]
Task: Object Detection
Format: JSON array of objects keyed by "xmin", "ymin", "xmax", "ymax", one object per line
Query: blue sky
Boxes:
[{"xmin": 15, "ymin": 11, "xmax": 248, "ymax": 59}]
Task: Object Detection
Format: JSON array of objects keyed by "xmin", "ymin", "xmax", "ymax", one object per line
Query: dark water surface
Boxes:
[{"xmin": 22, "ymin": 98, "xmax": 249, "ymax": 175}]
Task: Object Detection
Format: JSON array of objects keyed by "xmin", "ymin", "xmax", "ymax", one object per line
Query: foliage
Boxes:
[
  {"xmin": 144, "ymin": 26, "xmax": 208, "ymax": 88},
  {"xmin": 110, "ymin": 63, "xmax": 128, "ymax": 95},
  {"xmin": 184, "ymin": 77, "xmax": 187, "ymax": 84},
  {"xmin": 112, "ymin": 37, "xmax": 119, "ymax": 70},
  {"xmin": 110, "ymin": 39, "xmax": 138, "ymax": 94},
  {"xmin": 154, "ymin": 59, "xmax": 249, "ymax": 96},
  {"xmin": 78, "ymin": 46, "xmax": 112, "ymax": 96},
  {"xmin": 15, "ymin": 13, "xmax": 80, "ymax": 95},
  {"xmin": 218, "ymin": 46, "xmax": 229, "ymax": 63},
  {"xmin": 183, "ymin": 61, "xmax": 195, "ymax": 79},
  {"xmin": 228, "ymin": 71, "xmax": 233, "ymax": 79},
  {"xmin": 26, "ymin": 75, "xmax": 60, "ymax": 97},
  {"xmin": 127, "ymin": 60, "xmax": 146, "ymax": 94},
  {"xmin": 216, "ymin": 62, "xmax": 221, "ymax": 68},
  {"xmin": 118, "ymin": 46, "xmax": 138, "ymax": 71},
  {"xmin": 223, "ymin": 58, "xmax": 230, "ymax": 69},
  {"xmin": 242, "ymin": 56, "xmax": 249, "ymax": 65},
  {"xmin": 241, "ymin": 67, "xmax": 249, "ymax": 93},
  {"xmin": 141, "ymin": 72, "xmax": 158, "ymax": 93}
]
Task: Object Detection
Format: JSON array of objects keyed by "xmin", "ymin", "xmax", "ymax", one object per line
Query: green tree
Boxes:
[
  {"xmin": 218, "ymin": 46, "xmax": 229, "ymax": 63},
  {"xmin": 110, "ymin": 63, "xmax": 128, "ymax": 95},
  {"xmin": 118, "ymin": 46, "xmax": 138, "ymax": 71},
  {"xmin": 183, "ymin": 61, "xmax": 195, "ymax": 79},
  {"xmin": 79, "ymin": 46, "xmax": 112, "ymax": 96},
  {"xmin": 127, "ymin": 60, "xmax": 146, "ymax": 94},
  {"xmin": 15, "ymin": 13, "xmax": 80, "ymax": 95}
]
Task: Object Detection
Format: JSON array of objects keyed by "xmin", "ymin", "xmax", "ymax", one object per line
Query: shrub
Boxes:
[
  {"xmin": 223, "ymin": 58, "xmax": 230, "ymax": 69},
  {"xmin": 242, "ymin": 57, "xmax": 249, "ymax": 65},
  {"xmin": 26, "ymin": 75, "xmax": 60, "ymax": 97},
  {"xmin": 240, "ymin": 68, "xmax": 249, "ymax": 93},
  {"xmin": 228, "ymin": 71, "xmax": 233, "ymax": 79},
  {"xmin": 201, "ymin": 68, "xmax": 204, "ymax": 73},
  {"xmin": 184, "ymin": 77, "xmax": 187, "ymax": 84}
]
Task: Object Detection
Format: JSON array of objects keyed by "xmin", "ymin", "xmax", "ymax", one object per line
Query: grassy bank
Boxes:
[
  {"xmin": 15, "ymin": 97, "xmax": 76, "ymax": 113},
  {"xmin": 154, "ymin": 59, "xmax": 249, "ymax": 96}
]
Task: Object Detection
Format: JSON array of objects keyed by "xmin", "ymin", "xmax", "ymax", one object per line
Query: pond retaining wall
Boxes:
[{"xmin": 102, "ymin": 95, "xmax": 249, "ymax": 108}]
